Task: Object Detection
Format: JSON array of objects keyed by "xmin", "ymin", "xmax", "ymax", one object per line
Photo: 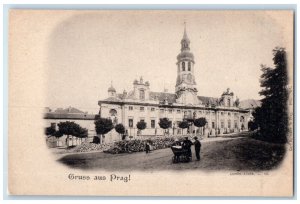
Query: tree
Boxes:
[
  {"xmin": 193, "ymin": 117, "xmax": 207, "ymax": 135},
  {"xmin": 158, "ymin": 118, "xmax": 172, "ymax": 135},
  {"xmin": 57, "ymin": 121, "xmax": 83, "ymax": 147},
  {"xmin": 45, "ymin": 126, "xmax": 56, "ymax": 136},
  {"xmin": 136, "ymin": 121, "xmax": 147, "ymax": 136},
  {"xmin": 115, "ymin": 123, "xmax": 126, "ymax": 140},
  {"xmin": 94, "ymin": 117, "xmax": 114, "ymax": 144},
  {"xmin": 253, "ymin": 47, "xmax": 288, "ymax": 143},
  {"xmin": 178, "ymin": 120, "xmax": 189, "ymax": 135},
  {"xmin": 74, "ymin": 127, "xmax": 88, "ymax": 144},
  {"xmin": 248, "ymin": 120, "xmax": 258, "ymax": 131}
]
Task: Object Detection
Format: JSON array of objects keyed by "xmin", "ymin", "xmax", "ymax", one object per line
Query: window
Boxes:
[
  {"xmin": 151, "ymin": 107, "xmax": 155, "ymax": 112},
  {"xmin": 234, "ymin": 120, "xmax": 238, "ymax": 128},
  {"xmin": 228, "ymin": 112, "xmax": 231, "ymax": 116},
  {"xmin": 129, "ymin": 106, "xmax": 133, "ymax": 111},
  {"xmin": 151, "ymin": 120, "xmax": 155, "ymax": 128},
  {"xmin": 168, "ymin": 109, "xmax": 172, "ymax": 113},
  {"xmin": 188, "ymin": 62, "xmax": 191, "ymax": 71},
  {"xmin": 228, "ymin": 120, "xmax": 231, "ymax": 129},
  {"xmin": 227, "ymin": 98, "xmax": 231, "ymax": 106},
  {"xmin": 221, "ymin": 112, "xmax": 224, "ymax": 115},
  {"xmin": 221, "ymin": 121, "xmax": 224, "ymax": 128},
  {"xmin": 182, "ymin": 61, "xmax": 185, "ymax": 71},
  {"xmin": 139, "ymin": 89, "xmax": 145, "ymax": 100},
  {"xmin": 160, "ymin": 109, "xmax": 164, "ymax": 113},
  {"xmin": 199, "ymin": 111, "xmax": 202, "ymax": 114},
  {"xmin": 140, "ymin": 119, "xmax": 145, "ymax": 122},
  {"xmin": 109, "ymin": 109, "xmax": 117, "ymax": 116},
  {"xmin": 140, "ymin": 107, "xmax": 144, "ymax": 111},
  {"xmin": 212, "ymin": 122, "xmax": 215, "ymax": 129},
  {"xmin": 128, "ymin": 119, "xmax": 133, "ymax": 128},
  {"xmin": 177, "ymin": 110, "xmax": 181, "ymax": 114}
]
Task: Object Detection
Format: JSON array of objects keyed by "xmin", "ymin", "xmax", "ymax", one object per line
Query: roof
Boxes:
[
  {"xmin": 44, "ymin": 113, "xmax": 95, "ymax": 120},
  {"xmin": 239, "ymin": 99, "xmax": 261, "ymax": 109},
  {"xmin": 53, "ymin": 107, "xmax": 84, "ymax": 114},
  {"xmin": 100, "ymin": 91, "xmax": 220, "ymax": 106},
  {"xmin": 198, "ymin": 96, "xmax": 219, "ymax": 106}
]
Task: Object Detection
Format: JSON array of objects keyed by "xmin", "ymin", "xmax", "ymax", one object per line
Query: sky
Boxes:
[{"xmin": 46, "ymin": 10, "xmax": 293, "ymax": 114}]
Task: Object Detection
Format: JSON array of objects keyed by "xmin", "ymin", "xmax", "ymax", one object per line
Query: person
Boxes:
[
  {"xmin": 193, "ymin": 136, "xmax": 201, "ymax": 161},
  {"xmin": 182, "ymin": 136, "xmax": 193, "ymax": 161},
  {"xmin": 145, "ymin": 141, "xmax": 151, "ymax": 154}
]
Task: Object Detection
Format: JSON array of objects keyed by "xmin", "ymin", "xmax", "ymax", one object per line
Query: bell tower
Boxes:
[{"xmin": 175, "ymin": 23, "xmax": 199, "ymax": 105}]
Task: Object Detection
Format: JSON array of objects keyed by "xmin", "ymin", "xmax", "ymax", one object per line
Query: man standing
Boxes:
[
  {"xmin": 182, "ymin": 136, "xmax": 193, "ymax": 162},
  {"xmin": 193, "ymin": 136, "xmax": 201, "ymax": 161}
]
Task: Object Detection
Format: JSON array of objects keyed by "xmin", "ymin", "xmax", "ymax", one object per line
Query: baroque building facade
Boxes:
[{"xmin": 98, "ymin": 26, "xmax": 250, "ymax": 138}]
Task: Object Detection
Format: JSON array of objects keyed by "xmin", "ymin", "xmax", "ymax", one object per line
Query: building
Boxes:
[{"xmin": 98, "ymin": 25, "xmax": 253, "ymax": 139}]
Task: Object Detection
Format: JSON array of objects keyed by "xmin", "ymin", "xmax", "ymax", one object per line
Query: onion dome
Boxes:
[
  {"xmin": 177, "ymin": 50, "xmax": 194, "ymax": 61},
  {"xmin": 108, "ymin": 85, "xmax": 116, "ymax": 92}
]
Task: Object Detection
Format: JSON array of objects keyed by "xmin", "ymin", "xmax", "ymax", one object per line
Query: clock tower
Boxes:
[{"xmin": 175, "ymin": 23, "xmax": 200, "ymax": 105}]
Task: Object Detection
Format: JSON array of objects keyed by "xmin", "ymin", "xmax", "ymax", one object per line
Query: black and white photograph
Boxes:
[{"xmin": 8, "ymin": 9, "xmax": 294, "ymax": 196}]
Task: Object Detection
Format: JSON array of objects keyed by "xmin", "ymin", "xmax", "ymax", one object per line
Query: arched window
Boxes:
[
  {"xmin": 182, "ymin": 62, "xmax": 185, "ymax": 71},
  {"xmin": 109, "ymin": 109, "xmax": 117, "ymax": 116},
  {"xmin": 188, "ymin": 62, "xmax": 191, "ymax": 71}
]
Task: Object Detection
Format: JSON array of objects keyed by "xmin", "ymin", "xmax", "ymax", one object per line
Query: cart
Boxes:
[{"xmin": 171, "ymin": 146, "xmax": 191, "ymax": 163}]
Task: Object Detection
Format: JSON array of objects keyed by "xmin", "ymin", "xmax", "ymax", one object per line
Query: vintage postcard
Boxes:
[{"xmin": 8, "ymin": 10, "xmax": 294, "ymax": 196}]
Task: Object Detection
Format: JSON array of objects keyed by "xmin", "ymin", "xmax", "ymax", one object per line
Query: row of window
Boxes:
[
  {"xmin": 128, "ymin": 118, "xmax": 239, "ymax": 129},
  {"xmin": 128, "ymin": 106, "xmax": 239, "ymax": 116}
]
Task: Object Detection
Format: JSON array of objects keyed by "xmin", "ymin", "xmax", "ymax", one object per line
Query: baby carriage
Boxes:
[{"xmin": 171, "ymin": 146, "xmax": 190, "ymax": 163}]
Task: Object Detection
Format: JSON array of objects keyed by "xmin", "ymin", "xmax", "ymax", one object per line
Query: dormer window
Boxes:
[{"xmin": 227, "ymin": 98, "xmax": 231, "ymax": 106}]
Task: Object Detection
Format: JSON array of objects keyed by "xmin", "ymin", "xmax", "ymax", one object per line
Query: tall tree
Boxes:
[
  {"xmin": 253, "ymin": 47, "xmax": 288, "ymax": 143},
  {"xmin": 94, "ymin": 118, "xmax": 114, "ymax": 144},
  {"xmin": 158, "ymin": 118, "xmax": 172, "ymax": 135}
]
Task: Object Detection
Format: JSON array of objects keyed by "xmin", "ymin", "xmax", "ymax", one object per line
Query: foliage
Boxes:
[
  {"xmin": 158, "ymin": 118, "xmax": 172, "ymax": 130},
  {"xmin": 115, "ymin": 123, "xmax": 125, "ymax": 135},
  {"xmin": 248, "ymin": 121, "xmax": 258, "ymax": 131},
  {"xmin": 178, "ymin": 120, "xmax": 189, "ymax": 129},
  {"xmin": 253, "ymin": 47, "xmax": 288, "ymax": 143},
  {"xmin": 94, "ymin": 118, "xmax": 114, "ymax": 135},
  {"xmin": 45, "ymin": 126, "xmax": 56, "ymax": 136},
  {"xmin": 136, "ymin": 121, "xmax": 147, "ymax": 130},
  {"xmin": 57, "ymin": 121, "xmax": 83, "ymax": 137},
  {"xmin": 193, "ymin": 117, "xmax": 207, "ymax": 128}
]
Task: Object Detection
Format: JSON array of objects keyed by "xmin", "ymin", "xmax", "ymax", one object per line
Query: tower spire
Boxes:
[
  {"xmin": 181, "ymin": 22, "xmax": 190, "ymax": 51},
  {"xmin": 183, "ymin": 21, "xmax": 188, "ymax": 39}
]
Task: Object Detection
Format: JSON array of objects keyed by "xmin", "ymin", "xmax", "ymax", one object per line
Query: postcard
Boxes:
[{"xmin": 8, "ymin": 10, "xmax": 294, "ymax": 196}]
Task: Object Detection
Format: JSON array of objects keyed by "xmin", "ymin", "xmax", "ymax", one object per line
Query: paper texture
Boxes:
[{"xmin": 8, "ymin": 10, "xmax": 294, "ymax": 196}]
